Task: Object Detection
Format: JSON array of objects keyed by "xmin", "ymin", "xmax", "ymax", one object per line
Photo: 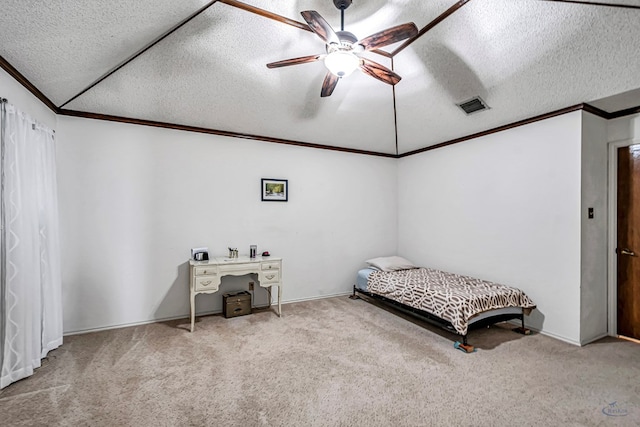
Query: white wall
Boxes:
[
  {"xmin": 0, "ymin": 67, "xmax": 56, "ymax": 129},
  {"xmin": 579, "ymin": 111, "xmax": 608, "ymax": 344},
  {"xmin": 56, "ymin": 116, "xmax": 397, "ymax": 333},
  {"xmin": 398, "ymin": 112, "xmax": 584, "ymax": 344}
]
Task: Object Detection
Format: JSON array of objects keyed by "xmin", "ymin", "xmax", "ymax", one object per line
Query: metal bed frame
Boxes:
[{"xmin": 350, "ymin": 285, "xmax": 529, "ymax": 352}]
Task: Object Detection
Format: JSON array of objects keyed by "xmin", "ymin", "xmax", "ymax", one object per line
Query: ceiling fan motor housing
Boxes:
[
  {"xmin": 325, "ymin": 31, "xmax": 357, "ymax": 54},
  {"xmin": 326, "ymin": 31, "xmax": 358, "ymax": 61},
  {"xmin": 333, "ymin": 0, "xmax": 352, "ymax": 10},
  {"xmin": 336, "ymin": 31, "xmax": 357, "ymax": 45}
]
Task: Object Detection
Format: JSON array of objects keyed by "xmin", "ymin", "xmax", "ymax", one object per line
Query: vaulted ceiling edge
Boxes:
[
  {"xmin": 3, "ymin": 50, "xmax": 638, "ymax": 159},
  {"xmin": 59, "ymin": 1, "xmax": 220, "ymax": 109},
  {"xmin": 543, "ymin": 0, "xmax": 640, "ymax": 10},
  {"xmin": 1, "ymin": 0, "xmax": 639, "ymax": 158},
  {"xmin": 55, "ymin": 103, "xmax": 618, "ymax": 159},
  {"xmin": 0, "ymin": 55, "xmax": 57, "ymax": 112},
  {"xmin": 57, "ymin": 108, "xmax": 397, "ymax": 158}
]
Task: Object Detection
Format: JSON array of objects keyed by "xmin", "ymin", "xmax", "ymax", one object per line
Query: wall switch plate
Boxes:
[
  {"xmin": 588, "ymin": 208, "xmax": 594, "ymax": 219},
  {"xmin": 248, "ymin": 282, "xmax": 254, "ymax": 291}
]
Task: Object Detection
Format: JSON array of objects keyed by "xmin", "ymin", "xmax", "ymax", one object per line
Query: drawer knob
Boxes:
[
  {"xmin": 266, "ymin": 274, "xmax": 275, "ymax": 280},
  {"xmin": 202, "ymin": 280, "xmax": 212, "ymax": 286}
]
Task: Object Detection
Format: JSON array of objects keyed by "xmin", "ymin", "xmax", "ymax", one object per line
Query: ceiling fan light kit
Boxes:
[
  {"xmin": 324, "ymin": 51, "xmax": 359, "ymax": 77},
  {"xmin": 266, "ymin": 1, "xmax": 418, "ymax": 97}
]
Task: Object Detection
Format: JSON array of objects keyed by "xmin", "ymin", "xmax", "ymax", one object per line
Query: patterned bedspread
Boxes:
[{"xmin": 367, "ymin": 268, "xmax": 536, "ymax": 335}]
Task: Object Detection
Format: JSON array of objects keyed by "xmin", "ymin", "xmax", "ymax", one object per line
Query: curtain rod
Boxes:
[{"xmin": 0, "ymin": 97, "xmax": 55, "ymax": 134}]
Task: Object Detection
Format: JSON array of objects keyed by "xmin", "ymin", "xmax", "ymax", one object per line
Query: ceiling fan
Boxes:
[{"xmin": 267, "ymin": 0, "xmax": 418, "ymax": 97}]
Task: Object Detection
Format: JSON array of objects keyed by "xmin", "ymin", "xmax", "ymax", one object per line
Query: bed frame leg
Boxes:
[
  {"xmin": 348, "ymin": 285, "xmax": 360, "ymax": 300},
  {"xmin": 454, "ymin": 335, "xmax": 475, "ymax": 353},
  {"xmin": 512, "ymin": 314, "xmax": 531, "ymax": 335}
]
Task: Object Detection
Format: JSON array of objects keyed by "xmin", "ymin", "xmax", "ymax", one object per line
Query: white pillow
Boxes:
[{"xmin": 365, "ymin": 256, "xmax": 416, "ymax": 272}]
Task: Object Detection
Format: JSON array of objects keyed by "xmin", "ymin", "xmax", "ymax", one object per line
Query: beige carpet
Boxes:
[{"xmin": 1, "ymin": 296, "xmax": 639, "ymax": 426}]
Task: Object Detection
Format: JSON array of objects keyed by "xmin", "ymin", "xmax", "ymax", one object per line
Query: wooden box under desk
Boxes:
[
  {"xmin": 223, "ymin": 291, "xmax": 252, "ymax": 318},
  {"xmin": 188, "ymin": 256, "xmax": 283, "ymax": 332}
]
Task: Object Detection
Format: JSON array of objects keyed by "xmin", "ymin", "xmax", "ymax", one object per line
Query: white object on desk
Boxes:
[{"xmin": 188, "ymin": 256, "xmax": 282, "ymax": 332}]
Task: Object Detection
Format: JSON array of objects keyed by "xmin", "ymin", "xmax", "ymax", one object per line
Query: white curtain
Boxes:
[{"xmin": 0, "ymin": 101, "xmax": 62, "ymax": 389}]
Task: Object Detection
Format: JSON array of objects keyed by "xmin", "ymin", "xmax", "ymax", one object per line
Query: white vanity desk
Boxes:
[{"xmin": 189, "ymin": 256, "xmax": 282, "ymax": 332}]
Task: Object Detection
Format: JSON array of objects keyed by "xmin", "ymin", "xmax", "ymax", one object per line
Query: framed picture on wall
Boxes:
[{"xmin": 261, "ymin": 178, "xmax": 288, "ymax": 202}]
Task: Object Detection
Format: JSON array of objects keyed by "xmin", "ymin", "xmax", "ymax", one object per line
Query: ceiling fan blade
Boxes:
[
  {"xmin": 267, "ymin": 54, "xmax": 324, "ymax": 69},
  {"xmin": 357, "ymin": 23, "xmax": 418, "ymax": 51},
  {"xmin": 321, "ymin": 72, "xmax": 339, "ymax": 97},
  {"xmin": 301, "ymin": 11, "xmax": 340, "ymax": 45},
  {"xmin": 360, "ymin": 58, "xmax": 401, "ymax": 85}
]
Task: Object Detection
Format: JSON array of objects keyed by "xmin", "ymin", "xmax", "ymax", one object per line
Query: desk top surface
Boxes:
[{"xmin": 190, "ymin": 256, "xmax": 281, "ymax": 266}]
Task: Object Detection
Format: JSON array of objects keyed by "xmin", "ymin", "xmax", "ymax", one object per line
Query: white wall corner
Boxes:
[{"xmin": 579, "ymin": 111, "xmax": 609, "ymax": 344}]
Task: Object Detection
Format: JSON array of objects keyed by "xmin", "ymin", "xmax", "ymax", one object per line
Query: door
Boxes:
[{"xmin": 617, "ymin": 144, "xmax": 640, "ymax": 340}]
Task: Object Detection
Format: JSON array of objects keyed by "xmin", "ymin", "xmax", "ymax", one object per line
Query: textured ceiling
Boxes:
[{"xmin": 0, "ymin": 0, "xmax": 639, "ymax": 155}]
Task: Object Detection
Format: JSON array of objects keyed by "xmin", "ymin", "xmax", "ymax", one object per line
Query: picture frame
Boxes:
[{"xmin": 261, "ymin": 178, "xmax": 288, "ymax": 202}]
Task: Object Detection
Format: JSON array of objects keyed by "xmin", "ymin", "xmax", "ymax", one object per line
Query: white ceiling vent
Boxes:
[{"xmin": 457, "ymin": 96, "xmax": 490, "ymax": 115}]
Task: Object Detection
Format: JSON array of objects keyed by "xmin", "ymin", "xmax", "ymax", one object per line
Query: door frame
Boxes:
[{"xmin": 607, "ymin": 137, "xmax": 640, "ymax": 336}]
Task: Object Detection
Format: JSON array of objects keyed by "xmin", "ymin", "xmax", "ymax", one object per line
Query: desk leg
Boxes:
[
  {"xmin": 190, "ymin": 291, "xmax": 195, "ymax": 332},
  {"xmin": 277, "ymin": 284, "xmax": 282, "ymax": 317}
]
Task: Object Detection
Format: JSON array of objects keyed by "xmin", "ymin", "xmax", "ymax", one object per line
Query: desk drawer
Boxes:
[
  {"xmin": 195, "ymin": 275, "xmax": 219, "ymax": 291},
  {"xmin": 194, "ymin": 266, "xmax": 218, "ymax": 276},
  {"xmin": 261, "ymin": 261, "xmax": 280, "ymax": 271},
  {"xmin": 219, "ymin": 263, "xmax": 259, "ymax": 274},
  {"xmin": 261, "ymin": 270, "xmax": 280, "ymax": 284}
]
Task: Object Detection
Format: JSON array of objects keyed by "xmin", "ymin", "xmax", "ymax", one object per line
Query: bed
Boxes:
[{"xmin": 352, "ymin": 257, "xmax": 536, "ymax": 352}]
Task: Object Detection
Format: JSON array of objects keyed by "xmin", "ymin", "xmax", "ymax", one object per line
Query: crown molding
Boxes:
[
  {"xmin": 399, "ymin": 104, "xmax": 585, "ymax": 157},
  {"xmin": 58, "ymin": 108, "xmax": 397, "ymax": 158},
  {"xmin": 543, "ymin": 0, "xmax": 640, "ymax": 10},
  {"xmin": 0, "ymin": 55, "xmax": 58, "ymax": 112}
]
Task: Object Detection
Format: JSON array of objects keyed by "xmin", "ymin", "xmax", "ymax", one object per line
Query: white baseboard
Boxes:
[
  {"xmin": 506, "ymin": 320, "xmax": 581, "ymax": 346},
  {"xmin": 538, "ymin": 329, "xmax": 581, "ymax": 346},
  {"xmin": 580, "ymin": 332, "xmax": 609, "ymax": 346},
  {"xmin": 63, "ymin": 310, "xmax": 219, "ymax": 336},
  {"xmin": 64, "ymin": 292, "xmax": 353, "ymax": 336},
  {"xmin": 280, "ymin": 291, "xmax": 352, "ymax": 305},
  {"xmin": 69, "ymin": 293, "xmax": 588, "ymax": 346}
]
